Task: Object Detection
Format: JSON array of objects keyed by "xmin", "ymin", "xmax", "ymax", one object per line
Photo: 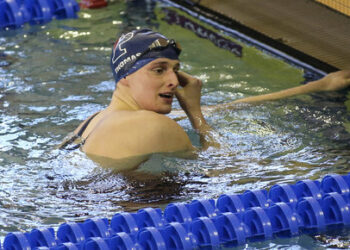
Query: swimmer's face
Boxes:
[{"xmin": 123, "ymin": 58, "xmax": 180, "ymax": 114}]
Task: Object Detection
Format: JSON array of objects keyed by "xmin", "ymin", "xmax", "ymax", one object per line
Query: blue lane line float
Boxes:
[
  {"xmin": 0, "ymin": 0, "xmax": 79, "ymax": 29},
  {"xmin": 4, "ymin": 173, "xmax": 350, "ymax": 249}
]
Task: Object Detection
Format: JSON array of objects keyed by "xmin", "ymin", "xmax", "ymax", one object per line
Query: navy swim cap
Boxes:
[{"xmin": 110, "ymin": 29, "xmax": 181, "ymax": 84}]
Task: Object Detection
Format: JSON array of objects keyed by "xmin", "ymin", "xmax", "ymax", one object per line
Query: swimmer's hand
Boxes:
[
  {"xmin": 316, "ymin": 69, "xmax": 350, "ymax": 92},
  {"xmin": 175, "ymin": 71, "xmax": 203, "ymax": 115},
  {"xmin": 175, "ymin": 71, "xmax": 220, "ymax": 149}
]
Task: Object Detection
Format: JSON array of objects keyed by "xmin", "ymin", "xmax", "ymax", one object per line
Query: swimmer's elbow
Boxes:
[{"xmin": 150, "ymin": 117, "xmax": 196, "ymax": 157}]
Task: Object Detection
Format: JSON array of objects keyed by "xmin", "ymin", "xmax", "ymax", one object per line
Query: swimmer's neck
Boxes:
[{"xmin": 108, "ymin": 84, "xmax": 141, "ymax": 111}]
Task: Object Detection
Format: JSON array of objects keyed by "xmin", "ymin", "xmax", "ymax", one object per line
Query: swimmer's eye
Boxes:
[
  {"xmin": 150, "ymin": 64, "xmax": 180, "ymax": 74},
  {"xmin": 152, "ymin": 67, "xmax": 165, "ymax": 74}
]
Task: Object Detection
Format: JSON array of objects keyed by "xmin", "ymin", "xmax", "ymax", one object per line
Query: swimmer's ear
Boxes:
[{"xmin": 118, "ymin": 77, "xmax": 129, "ymax": 86}]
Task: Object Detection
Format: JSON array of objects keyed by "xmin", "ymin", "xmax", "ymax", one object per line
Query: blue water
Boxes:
[{"xmin": 1, "ymin": 0, "xmax": 350, "ymax": 248}]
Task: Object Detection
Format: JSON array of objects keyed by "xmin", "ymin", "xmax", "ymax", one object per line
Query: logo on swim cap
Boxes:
[
  {"xmin": 110, "ymin": 29, "xmax": 181, "ymax": 84},
  {"xmin": 112, "ymin": 32, "xmax": 136, "ymax": 65}
]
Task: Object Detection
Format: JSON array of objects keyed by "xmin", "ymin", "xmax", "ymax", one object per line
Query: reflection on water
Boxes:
[
  {"xmin": 1, "ymin": 0, "xmax": 350, "ymax": 248},
  {"xmin": 50, "ymin": 152, "xmax": 193, "ymax": 211}
]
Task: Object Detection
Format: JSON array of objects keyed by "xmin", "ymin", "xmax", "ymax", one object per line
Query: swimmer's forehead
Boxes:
[{"xmin": 146, "ymin": 58, "xmax": 180, "ymax": 68}]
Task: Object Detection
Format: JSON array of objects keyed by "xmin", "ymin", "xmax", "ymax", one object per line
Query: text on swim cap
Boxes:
[{"xmin": 114, "ymin": 53, "xmax": 141, "ymax": 74}]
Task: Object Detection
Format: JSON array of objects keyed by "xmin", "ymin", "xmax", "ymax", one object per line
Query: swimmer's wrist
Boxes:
[{"xmin": 188, "ymin": 111, "xmax": 209, "ymax": 131}]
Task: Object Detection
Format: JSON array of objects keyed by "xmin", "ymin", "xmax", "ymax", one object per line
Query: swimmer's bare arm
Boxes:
[
  {"xmin": 226, "ymin": 69, "xmax": 350, "ymax": 105},
  {"xmin": 175, "ymin": 71, "xmax": 219, "ymax": 150}
]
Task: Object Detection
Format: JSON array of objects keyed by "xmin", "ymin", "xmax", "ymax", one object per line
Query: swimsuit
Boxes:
[{"xmin": 58, "ymin": 112, "xmax": 100, "ymax": 150}]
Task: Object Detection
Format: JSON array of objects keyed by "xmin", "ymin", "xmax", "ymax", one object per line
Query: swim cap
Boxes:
[{"xmin": 110, "ymin": 28, "xmax": 181, "ymax": 84}]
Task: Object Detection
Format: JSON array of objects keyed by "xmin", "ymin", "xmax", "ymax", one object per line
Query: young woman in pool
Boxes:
[{"xmin": 60, "ymin": 28, "xmax": 350, "ymax": 170}]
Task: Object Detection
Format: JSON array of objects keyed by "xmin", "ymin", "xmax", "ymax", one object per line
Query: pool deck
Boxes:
[{"xmin": 178, "ymin": 0, "xmax": 350, "ymax": 72}]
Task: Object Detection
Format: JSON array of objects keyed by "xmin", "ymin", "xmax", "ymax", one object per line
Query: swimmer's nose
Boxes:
[{"xmin": 166, "ymin": 71, "xmax": 180, "ymax": 89}]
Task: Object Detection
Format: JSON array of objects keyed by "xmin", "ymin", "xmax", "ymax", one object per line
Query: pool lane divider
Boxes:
[
  {"xmin": 3, "ymin": 173, "xmax": 350, "ymax": 249},
  {"xmin": 0, "ymin": 0, "xmax": 80, "ymax": 29}
]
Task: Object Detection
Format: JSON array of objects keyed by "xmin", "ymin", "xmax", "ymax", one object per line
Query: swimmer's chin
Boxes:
[{"xmin": 156, "ymin": 109, "xmax": 172, "ymax": 115}]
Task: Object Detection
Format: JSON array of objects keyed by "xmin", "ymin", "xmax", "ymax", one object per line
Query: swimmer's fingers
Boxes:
[
  {"xmin": 174, "ymin": 87, "xmax": 188, "ymax": 111},
  {"xmin": 320, "ymin": 69, "xmax": 350, "ymax": 92},
  {"xmin": 175, "ymin": 78, "xmax": 202, "ymax": 102},
  {"xmin": 176, "ymin": 71, "xmax": 190, "ymax": 87},
  {"xmin": 175, "ymin": 71, "xmax": 204, "ymax": 115},
  {"xmin": 176, "ymin": 71, "xmax": 202, "ymax": 89}
]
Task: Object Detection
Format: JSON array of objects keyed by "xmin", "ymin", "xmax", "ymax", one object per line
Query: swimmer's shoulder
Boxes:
[
  {"xmin": 100, "ymin": 109, "xmax": 183, "ymax": 131},
  {"xmin": 74, "ymin": 111, "xmax": 101, "ymax": 136},
  {"xmin": 83, "ymin": 110, "xmax": 196, "ymax": 159}
]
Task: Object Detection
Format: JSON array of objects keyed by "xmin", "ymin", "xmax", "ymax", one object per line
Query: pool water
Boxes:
[{"xmin": 1, "ymin": 0, "xmax": 350, "ymax": 248}]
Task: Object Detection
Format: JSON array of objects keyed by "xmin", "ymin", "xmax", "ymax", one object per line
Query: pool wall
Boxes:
[
  {"xmin": 3, "ymin": 173, "xmax": 350, "ymax": 249},
  {"xmin": 166, "ymin": 0, "xmax": 350, "ymax": 72},
  {"xmin": 160, "ymin": 0, "xmax": 330, "ymax": 84}
]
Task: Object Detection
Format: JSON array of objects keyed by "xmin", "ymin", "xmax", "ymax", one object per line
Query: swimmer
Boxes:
[{"xmin": 59, "ymin": 28, "xmax": 350, "ymax": 171}]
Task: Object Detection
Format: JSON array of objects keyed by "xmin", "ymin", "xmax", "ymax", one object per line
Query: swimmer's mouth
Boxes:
[{"xmin": 159, "ymin": 93, "xmax": 173, "ymax": 99}]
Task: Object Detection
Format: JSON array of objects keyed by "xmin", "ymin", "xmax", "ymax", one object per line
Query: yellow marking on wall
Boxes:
[{"xmin": 316, "ymin": 0, "xmax": 350, "ymax": 16}]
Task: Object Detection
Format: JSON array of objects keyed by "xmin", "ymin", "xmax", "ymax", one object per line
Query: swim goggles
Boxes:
[{"xmin": 138, "ymin": 38, "xmax": 182, "ymax": 59}]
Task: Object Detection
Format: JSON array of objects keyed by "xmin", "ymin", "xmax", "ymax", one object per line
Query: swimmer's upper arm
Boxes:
[
  {"xmin": 83, "ymin": 111, "xmax": 196, "ymax": 160},
  {"xmin": 140, "ymin": 113, "xmax": 197, "ymax": 157}
]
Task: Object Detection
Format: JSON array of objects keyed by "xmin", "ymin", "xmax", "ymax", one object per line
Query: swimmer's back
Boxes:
[{"xmin": 79, "ymin": 110, "xmax": 196, "ymax": 161}]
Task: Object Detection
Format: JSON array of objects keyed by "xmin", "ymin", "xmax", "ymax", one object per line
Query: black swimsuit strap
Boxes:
[
  {"xmin": 76, "ymin": 111, "xmax": 100, "ymax": 137},
  {"xmin": 59, "ymin": 112, "xmax": 100, "ymax": 150}
]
